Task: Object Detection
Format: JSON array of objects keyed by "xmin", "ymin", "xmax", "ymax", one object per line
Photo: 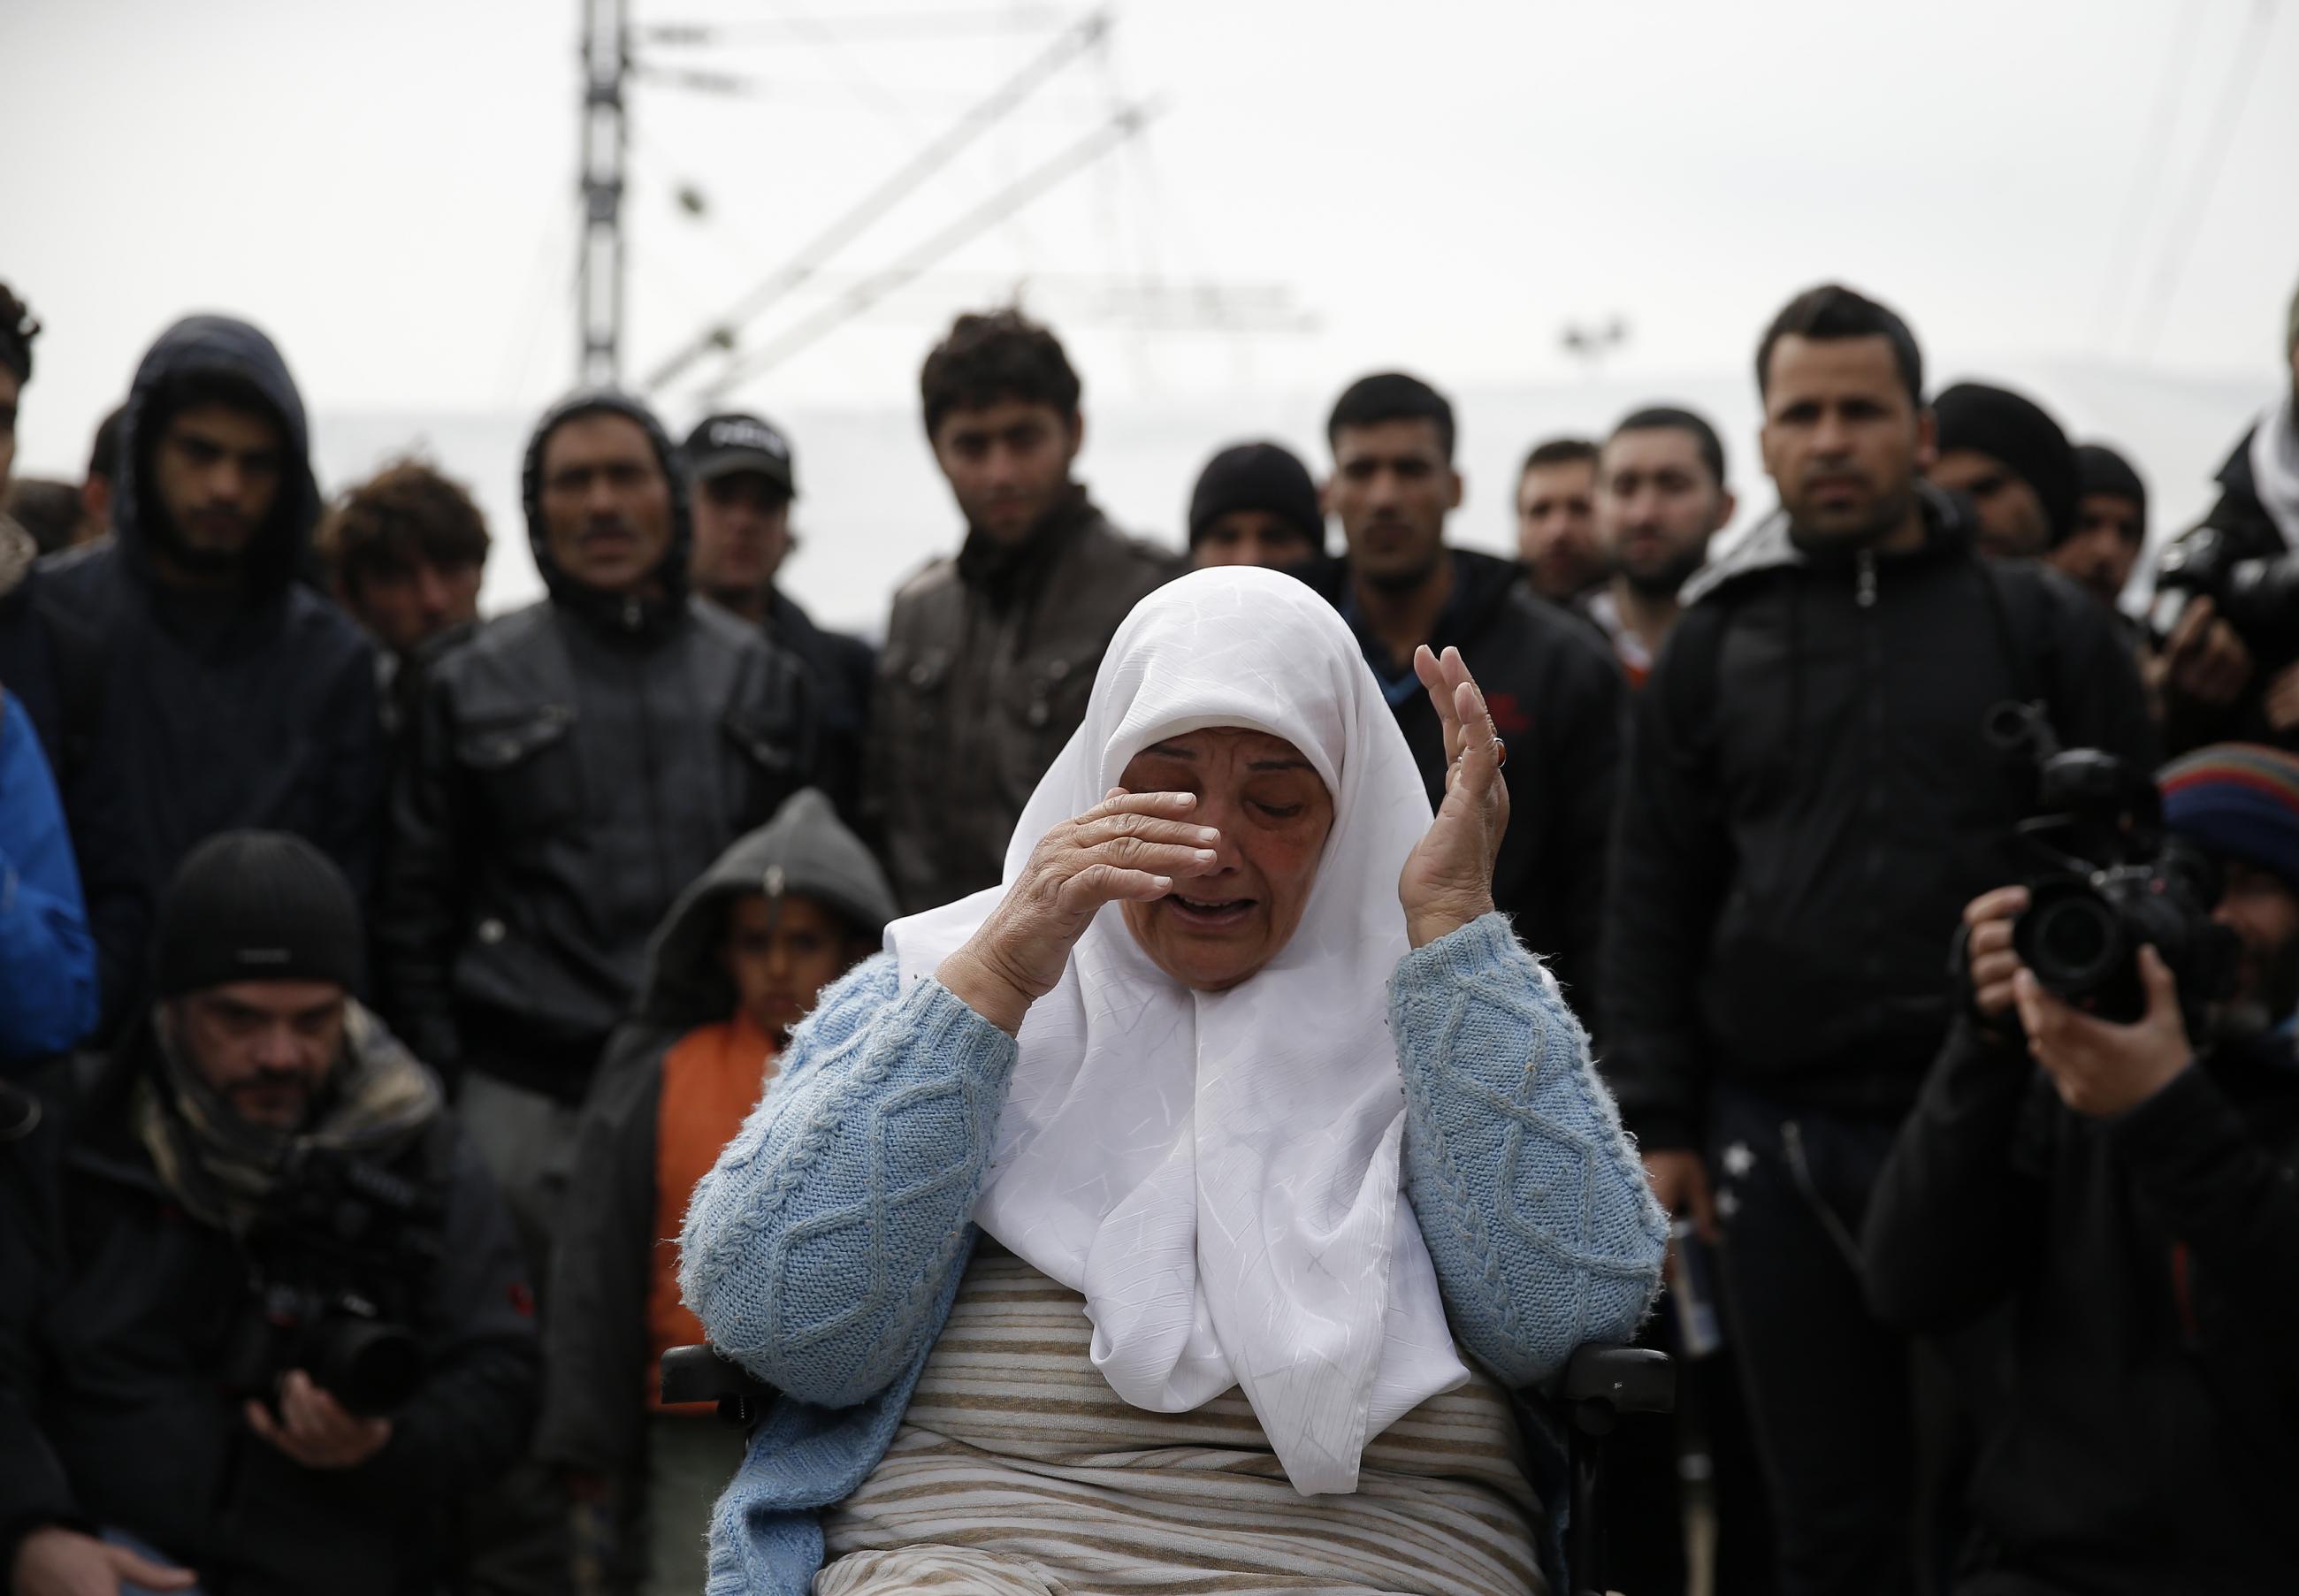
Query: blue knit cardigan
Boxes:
[{"xmin": 679, "ymin": 913, "xmax": 1668, "ymax": 1596}]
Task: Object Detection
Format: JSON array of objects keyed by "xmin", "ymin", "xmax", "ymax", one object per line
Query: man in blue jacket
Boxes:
[{"xmin": 0, "ymin": 685, "xmax": 96, "ymax": 1067}]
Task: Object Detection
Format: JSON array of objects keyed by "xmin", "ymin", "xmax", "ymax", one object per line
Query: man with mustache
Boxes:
[
  {"xmin": 867, "ymin": 308, "xmax": 1179, "ymax": 914},
  {"xmin": 0, "ymin": 831, "xmax": 537, "ymax": 1596},
  {"xmin": 373, "ymin": 390, "xmax": 810, "ymax": 1591},
  {"xmin": 38, "ymin": 317, "xmax": 386, "ymax": 1034},
  {"xmin": 1320, "ymin": 370, "xmax": 1623, "ymax": 1028},
  {"xmin": 1603, "ymin": 285, "xmax": 2155, "ymax": 1595}
]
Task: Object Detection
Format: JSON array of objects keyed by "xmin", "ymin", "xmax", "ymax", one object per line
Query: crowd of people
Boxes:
[{"xmin": 0, "ymin": 267, "xmax": 2295, "ymax": 1596}]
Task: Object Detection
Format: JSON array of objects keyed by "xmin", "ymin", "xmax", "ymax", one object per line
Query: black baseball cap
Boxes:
[{"xmin": 683, "ymin": 412, "xmax": 798, "ymax": 498}]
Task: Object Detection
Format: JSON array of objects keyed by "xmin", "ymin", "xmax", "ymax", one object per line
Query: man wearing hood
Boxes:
[
  {"xmin": 1320, "ymin": 370, "xmax": 1623, "ymax": 1029},
  {"xmin": 36, "ymin": 316, "xmax": 386, "ymax": 1030},
  {"xmin": 376, "ymin": 388, "xmax": 809, "ymax": 1221},
  {"xmin": 867, "ymin": 308, "xmax": 1180, "ymax": 915},
  {"xmin": 1927, "ymin": 380, "xmax": 2078, "ymax": 561},
  {"xmin": 539, "ymin": 788, "xmax": 895, "ymax": 1596},
  {"xmin": 1602, "ymin": 285, "xmax": 2154, "ymax": 1596},
  {"xmin": 376, "ymin": 389, "xmax": 808, "ymax": 1591},
  {"xmin": 0, "ymin": 832, "xmax": 537, "ymax": 1596}
]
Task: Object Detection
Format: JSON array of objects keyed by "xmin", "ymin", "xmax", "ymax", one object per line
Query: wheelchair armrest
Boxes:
[
  {"xmin": 1558, "ymin": 1344, "xmax": 1674, "ymax": 1434},
  {"xmin": 660, "ymin": 1343, "xmax": 775, "ymax": 1427}
]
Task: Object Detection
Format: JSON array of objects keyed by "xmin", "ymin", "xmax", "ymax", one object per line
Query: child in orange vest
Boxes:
[{"xmin": 538, "ymin": 789, "xmax": 894, "ymax": 1594}]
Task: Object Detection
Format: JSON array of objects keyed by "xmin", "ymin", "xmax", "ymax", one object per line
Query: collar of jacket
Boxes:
[
  {"xmin": 954, "ymin": 485, "xmax": 1094, "ymax": 609},
  {"xmin": 552, "ymin": 577, "xmax": 686, "ymax": 643},
  {"xmin": 1683, "ymin": 480, "xmax": 1974, "ymax": 606},
  {"xmin": 0, "ymin": 515, "xmax": 33, "ymax": 599}
]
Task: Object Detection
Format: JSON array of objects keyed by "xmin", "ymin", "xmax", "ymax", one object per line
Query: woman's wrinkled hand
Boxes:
[
  {"xmin": 1399, "ymin": 645, "xmax": 1508, "ymax": 949},
  {"xmin": 937, "ymin": 790, "xmax": 1220, "ymax": 1035}
]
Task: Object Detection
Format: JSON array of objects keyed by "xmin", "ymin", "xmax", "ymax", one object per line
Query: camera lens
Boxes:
[
  {"xmin": 2019, "ymin": 889, "xmax": 2123, "ymax": 993},
  {"xmin": 310, "ymin": 1319, "xmax": 425, "ymax": 1416}
]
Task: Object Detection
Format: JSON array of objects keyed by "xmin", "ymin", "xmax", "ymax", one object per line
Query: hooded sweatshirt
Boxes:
[
  {"xmin": 1602, "ymin": 486, "xmax": 2157, "ymax": 1148},
  {"xmin": 536, "ymin": 788, "xmax": 894, "ymax": 1485},
  {"xmin": 374, "ymin": 392, "xmax": 813, "ymax": 1091},
  {"xmin": 37, "ymin": 317, "xmax": 385, "ymax": 1027}
]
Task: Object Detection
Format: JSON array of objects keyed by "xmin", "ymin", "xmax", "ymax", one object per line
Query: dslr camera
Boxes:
[
  {"xmin": 2148, "ymin": 526, "xmax": 2299, "ymax": 658},
  {"xmin": 223, "ymin": 1146, "xmax": 442, "ymax": 1417},
  {"xmin": 1987, "ymin": 701, "xmax": 2235, "ymax": 1039}
]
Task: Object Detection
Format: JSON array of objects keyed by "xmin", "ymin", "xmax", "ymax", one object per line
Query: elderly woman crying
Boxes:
[{"xmin": 679, "ymin": 566, "xmax": 1668, "ymax": 1596}]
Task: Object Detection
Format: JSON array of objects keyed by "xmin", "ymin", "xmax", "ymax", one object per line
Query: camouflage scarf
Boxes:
[{"xmin": 134, "ymin": 999, "xmax": 442, "ymax": 1233}]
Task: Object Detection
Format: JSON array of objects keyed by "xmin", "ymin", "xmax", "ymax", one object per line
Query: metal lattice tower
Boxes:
[{"xmin": 577, "ymin": 0, "xmax": 628, "ymax": 386}]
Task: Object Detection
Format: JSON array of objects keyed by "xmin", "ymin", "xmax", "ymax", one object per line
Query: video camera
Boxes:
[
  {"xmin": 2148, "ymin": 526, "xmax": 2299, "ymax": 656},
  {"xmin": 1987, "ymin": 701, "xmax": 2236, "ymax": 1039},
  {"xmin": 223, "ymin": 1146, "xmax": 442, "ymax": 1417}
]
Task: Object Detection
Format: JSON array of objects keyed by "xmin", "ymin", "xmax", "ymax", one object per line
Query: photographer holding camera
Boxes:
[
  {"xmin": 1863, "ymin": 743, "xmax": 2299, "ymax": 1593},
  {"xmin": 2147, "ymin": 275, "xmax": 2299, "ymax": 754},
  {"xmin": 0, "ymin": 832, "xmax": 538, "ymax": 1595}
]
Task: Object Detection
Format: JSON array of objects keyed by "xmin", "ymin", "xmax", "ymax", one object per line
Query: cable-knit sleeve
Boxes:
[
  {"xmin": 677, "ymin": 954, "xmax": 1019, "ymax": 1409},
  {"xmin": 1391, "ymin": 913, "xmax": 1668, "ymax": 1387}
]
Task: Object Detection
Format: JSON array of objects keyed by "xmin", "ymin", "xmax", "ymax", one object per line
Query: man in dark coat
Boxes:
[
  {"xmin": 866, "ymin": 309, "xmax": 1180, "ymax": 915},
  {"xmin": 2152, "ymin": 275, "xmax": 2299, "ymax": 752},
  {"xmin": 38, "ymin": 316, "xmax": 386, "ymax": 1028},
  {"xmin": 373, "ymin": 389, "xmax": 811, "ymax": 1591},
  {"xmin": 1318, "ymin": 370, "xmax": 1623, "ymax": 1027},
  {"xmin": 1865, "ymin": 743, "xmax": 2299, "ymax": 1594},
  {"xmin": 1603, "ymin": 284, "xmax": 2155, "ymax": 1596},
  {"xmin": 0, "ymin": 833, "xmax": 537, "ymax": 1596},
  {"xmin": 538, "ymin": 789, "xmax": 894, "ymax": 1595},
  {"xmin": 375, "ymin": 384, "xmax": 810, "ymax": 1223},
  {"xmin": 682, "ymin": 411, "xmax": 876, "ymax": 823}
]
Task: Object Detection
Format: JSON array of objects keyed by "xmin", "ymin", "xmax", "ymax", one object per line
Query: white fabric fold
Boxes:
[
  {"xmin": 2249, "ymin": 390, "xmax": 2299, "ymax": 548},
  {"xmin": 888, "ymin": 566, "xmax": 1470, "ymax": 1494}
]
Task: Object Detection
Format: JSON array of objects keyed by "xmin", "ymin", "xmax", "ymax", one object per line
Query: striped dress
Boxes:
[{"xmin": 815, "ymin": 1247, "xmax": 1547, "ymax": 1596}]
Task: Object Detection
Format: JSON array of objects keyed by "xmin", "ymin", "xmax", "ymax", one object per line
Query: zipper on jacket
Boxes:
[{"xmin": 1859, "ymin": 547, "xmax": 1886, "ymax": 1042}]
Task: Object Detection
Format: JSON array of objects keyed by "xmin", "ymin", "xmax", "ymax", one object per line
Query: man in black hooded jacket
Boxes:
[
  {"xmin": 1319, "ymin": 370, "xmax": 1623, "ymax": 1027},
  {"xmin": 373, "ymin": 390, "xmax": 808, "ymax": 1592},
  {"xmin": 375, "ymin": 389, "xmax": 809, "ymax": 1217},
  {"xmin": 1603, "ymin": 286, "xmax": 2155, "ymax": 1596},
  {"xmin": 37, "ymin": 317, "xmax": 386, "ymax": 1030}
]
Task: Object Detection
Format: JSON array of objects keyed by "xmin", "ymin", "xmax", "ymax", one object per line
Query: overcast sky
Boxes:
[{"xmin": 5, "ymin": 0, "xmax": 2296, "ymax": 622}]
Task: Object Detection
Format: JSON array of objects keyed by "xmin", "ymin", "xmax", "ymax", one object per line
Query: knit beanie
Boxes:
[
  {"xmin": 2074, "ymin": 442, "xmax": 2147, "ymax": 528},
  {"xmin": 1933, "ymin": 382, "xmax": 2078, "ymax": 546},
  {"xmin": 1188, "ymin": 442, "xmax": 1325, "ymax": 551},
  {"xmin": 153, "ymin": 831, "xmax": 365, "ymax": 997},
  {"xmin": 2159, "ymin": 744, "xmax": 2299, "ymax": 892}
]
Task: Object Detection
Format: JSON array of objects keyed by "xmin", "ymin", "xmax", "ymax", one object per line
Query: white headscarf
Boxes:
[
  {"xmin": 889, "ymin": 566, "xmax": 1470, "ymax": 1496},
  {"xmin": 2249, "ymin": 387, "xmax": 2299, "ymax": 548}
]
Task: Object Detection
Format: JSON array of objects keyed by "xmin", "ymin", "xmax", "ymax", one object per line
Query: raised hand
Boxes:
[
  {"xmin": 1398, "ymin": 645, "xmax": 1509, "ymax": 949},
  {"xmin": 937, "ymin": 790, "xmax": 1221, "ymax": 1034}
]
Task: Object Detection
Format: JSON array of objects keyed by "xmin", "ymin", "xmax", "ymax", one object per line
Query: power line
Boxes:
[
  {"xmin": 642, "ymin": 9, "xmax": 1111, "ymax": 392},
  {"xmin": 641, "ymin": 7, "xmax": 1065, "ymax": 45},
  {"xmin": 2133, "ymin": 0, "xmax": 2280, "ymax": 361},
  {"xmin": 2086, "ymin": 2, "xmax": 2204, "ymax": 354},
  {"xmin": 697, "ymin": 102, "xmax": 1163, "ymax": 401}
]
